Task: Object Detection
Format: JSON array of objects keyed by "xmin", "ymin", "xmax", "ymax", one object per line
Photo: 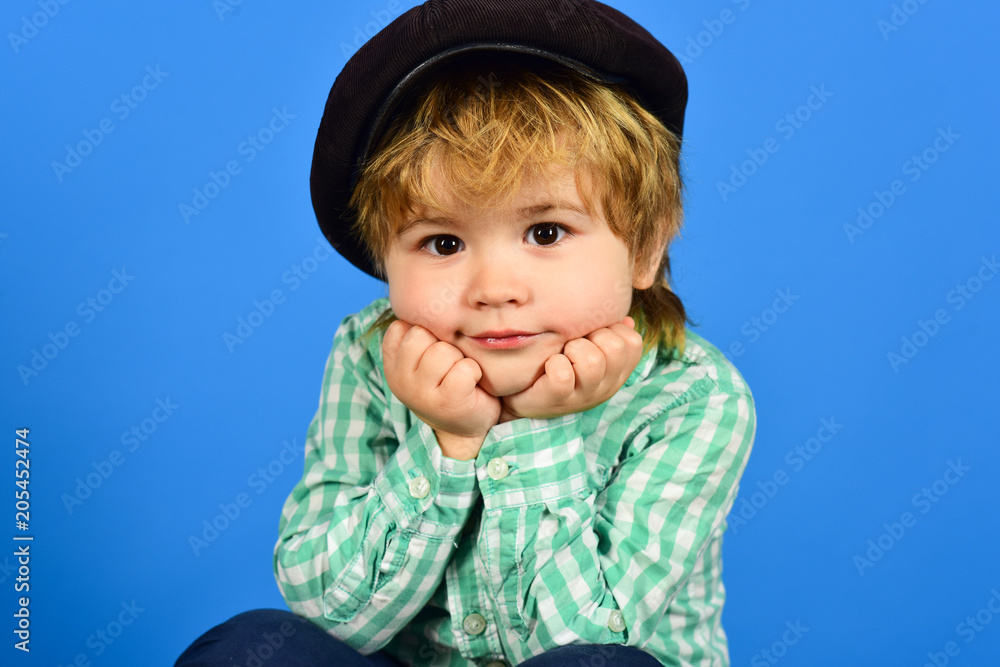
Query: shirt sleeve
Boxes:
[
  {"xmin": 273, "ymin": 310, "xmax": 481, "ymax": 654},
  {"xmin": 595, "ymin": 379, "xmax": 756, "ymax": 644}
]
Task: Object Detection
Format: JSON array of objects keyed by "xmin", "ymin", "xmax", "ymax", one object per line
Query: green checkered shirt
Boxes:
[{"xmin": 274, "ymin": 297, "xmax": 756, "ymax": 666}]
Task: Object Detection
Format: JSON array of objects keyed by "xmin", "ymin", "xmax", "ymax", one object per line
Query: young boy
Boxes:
[{"xmin": 174, "ymin": 1, "xmax": 755, "ymax": 666}]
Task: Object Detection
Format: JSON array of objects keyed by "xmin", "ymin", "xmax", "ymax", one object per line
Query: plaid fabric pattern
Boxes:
[{"xmin": 274, "ymin": 298, "xmax": 756, "ymax": 666}]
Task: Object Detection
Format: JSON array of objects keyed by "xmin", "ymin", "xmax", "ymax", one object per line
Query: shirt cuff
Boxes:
[
  {"xmin": 374, "ymin": 419, "xmax": 480, "ymax": 538},
  {"xmin": 472, "ymin": 416, "xmax": 593, "ymax": 510}
]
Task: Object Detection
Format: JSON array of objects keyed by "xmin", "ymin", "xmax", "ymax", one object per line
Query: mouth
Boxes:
[{"xmin": 468, "ymin": 330, "xmax": 540, "ymax": 350}]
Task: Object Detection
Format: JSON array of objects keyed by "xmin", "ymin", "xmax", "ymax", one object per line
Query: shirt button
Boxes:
[
  {"xmin": 462, "ymin": 611, "xmax": 487, "ymax": 635},
  {"xmin": 487, "ymin": 457, "xmax": 509, "ymax": 480},
  {"xmin": 608, "ymin": 609, "xmax": 626, "ymax": 632},
  {"xmin": 408, "ymin": 475, "xmax": 430, "ymax": 499}
]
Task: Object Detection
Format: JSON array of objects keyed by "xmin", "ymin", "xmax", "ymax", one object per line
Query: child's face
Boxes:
[{"xmin": 383, "ymin": 163, "xmax": 643, "ymax": 398}]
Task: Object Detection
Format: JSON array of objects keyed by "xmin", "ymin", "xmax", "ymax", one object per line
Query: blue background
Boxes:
[{"xmin": 3, "ymin": 1, "xmax": 999, "ymax": 665}]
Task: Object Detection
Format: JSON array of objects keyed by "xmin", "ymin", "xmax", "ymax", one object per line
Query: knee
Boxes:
[
  {"xmin": 212, "ymin": 608, "xmax": 315, "ymax": 646},
  {"xmin": 521, "ymin": 644, "xmax": 662, "ymax": 667},
  {"xmin": 222, "ymin": 608, "xmax": 301, "ymax": 631},
  {"xmin": 174, "ymin": 608, "xmax": 305, "ymax": 667}
]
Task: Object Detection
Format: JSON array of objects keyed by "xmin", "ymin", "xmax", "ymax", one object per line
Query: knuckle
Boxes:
[
  {"xmin": 606, "ymin": 335, "xmax": 627, "ymax": 353},
  {"xmin": 566, "ymin": 339, "xmax": 595, "ymax": 357},
  {"xmin": 428, "ymin": 340, "xmax": 462, "ymax": 362},
  {"xmin": 552, "ymin": 367, "xmax": 575, "ymax": 385}
]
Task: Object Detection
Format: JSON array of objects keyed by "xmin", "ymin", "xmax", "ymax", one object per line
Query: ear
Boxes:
[{"xmin": 631, "ymin": 229, "xmax": 669, "ymax": 290}]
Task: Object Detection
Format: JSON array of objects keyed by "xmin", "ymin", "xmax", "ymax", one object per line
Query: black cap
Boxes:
[{"xmin": 311, "ymin": 0, "xmax": 688, "ymax": 280}]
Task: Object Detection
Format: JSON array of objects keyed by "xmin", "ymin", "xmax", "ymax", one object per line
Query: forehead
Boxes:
[{"xmin": 396, "ymin": 159, "xmax": 602, "ymax": 230}]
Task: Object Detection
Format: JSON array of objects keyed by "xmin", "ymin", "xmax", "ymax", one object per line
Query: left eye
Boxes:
[{"xmin": 527, "ymin": 223, "xmax": 568, "ymax": 246}]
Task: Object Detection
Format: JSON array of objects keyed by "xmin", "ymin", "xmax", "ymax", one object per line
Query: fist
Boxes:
[{"xmin": 382, "ymin": 320, "xmax": 501, "ymax": 440}]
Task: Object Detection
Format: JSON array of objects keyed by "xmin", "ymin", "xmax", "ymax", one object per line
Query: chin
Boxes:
[
  {"xmin": 477, "ymin": 367, "xmax": 540, "ymax": 398},
  {"xmin": 478, "ymin": 376, "xmax": 526, "ymax": 398}
]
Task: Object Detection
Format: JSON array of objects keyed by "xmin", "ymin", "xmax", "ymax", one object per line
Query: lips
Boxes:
[
  {"xmin": 471, "ymin": 330, "xmax": 535, "ymax": 338},
  {"xmin": 468, "ymin": 330, "xmax": 540, "ymax": 350}
]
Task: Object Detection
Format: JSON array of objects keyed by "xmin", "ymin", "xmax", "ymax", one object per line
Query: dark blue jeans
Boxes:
[{"xmin": 174, "ymin": 609, "xmax": 663, "ymax": 666}]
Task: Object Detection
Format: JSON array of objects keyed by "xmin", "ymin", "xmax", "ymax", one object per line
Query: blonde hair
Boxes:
[{"xmin": 349, "ymin": 54, "xmax": 691, "ymax": 358}]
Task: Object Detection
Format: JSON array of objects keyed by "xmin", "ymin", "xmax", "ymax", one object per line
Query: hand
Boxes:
[
  {"xmin": 382, "ymin": 320, "xmax": 500, "ymax": 458},
  {"xmin": 500, "ymin": 317, "xmax": 643, "ymax": 421}
]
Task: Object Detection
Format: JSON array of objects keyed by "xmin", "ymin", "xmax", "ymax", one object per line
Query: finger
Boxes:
[
  {"xmin": 611, "ymin": 324, "xmax": 644, "ymax": 381},
  {"xmin": 394, "ymin": 324, "xmax": 441, "ymax": 373},
  {"xmin": 562, "ymin": 337, "xmax": 605, "ymax": 387},
  {"xmin": 611, "ymin": 318, "xmax": 643, "ymax": 343},
  {"xmin": 541, "ymin": 353, "xmax": 576, "ymax": 398},
  {"xmin": 417, "ymin": 340, "xmax": 466, "ymax": 386},
  {"xmin": 381, "ymin": 319, "xmax": 412, "ymax": 368},
  {"xmin": 588, "ymin": 317, "xmax": 642, "ymax": 362},
  {"xmin": 586, "ymin": 328, "xmax": 640, "ymax": 389},
  {"xmin": 583, "ymin": 327, "xmax": 627, "ymax": 365},
  {"xmin": 438, "ymin": 357, "xmax": 482, "ymax": 401}
]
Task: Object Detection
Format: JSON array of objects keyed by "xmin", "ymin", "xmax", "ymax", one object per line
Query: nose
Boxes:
[{"xmin": 465, "ymin": 250, "xmax": 529, "ymax": 308}]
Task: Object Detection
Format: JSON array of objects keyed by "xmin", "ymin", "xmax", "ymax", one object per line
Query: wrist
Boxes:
[
  {"xmin": 497, "ymin": 403, "xmax": 521, "ymax": 424},
  {"xmin": 434, "ymin": 429, "xmax": 486, "ymax": 461}
]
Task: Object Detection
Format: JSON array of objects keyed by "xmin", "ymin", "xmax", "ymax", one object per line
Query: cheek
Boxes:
[
  {"xmin": 548, "ymin": 270, "xmax": 633, "ymax": 337},
  {"xmin": 388, "ymin": 279, "xmax": 462, "ymax": 334}
]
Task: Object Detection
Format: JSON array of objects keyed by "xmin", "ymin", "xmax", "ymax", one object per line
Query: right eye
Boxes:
[{"xmin": 420, "ymin": 235, "xmax": 464, "ymax": 257}]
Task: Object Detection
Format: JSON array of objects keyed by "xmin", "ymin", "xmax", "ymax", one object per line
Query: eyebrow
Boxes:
[{"xmin": 397, "ymin": 201, "xmax": 590, "ymax": 236}]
